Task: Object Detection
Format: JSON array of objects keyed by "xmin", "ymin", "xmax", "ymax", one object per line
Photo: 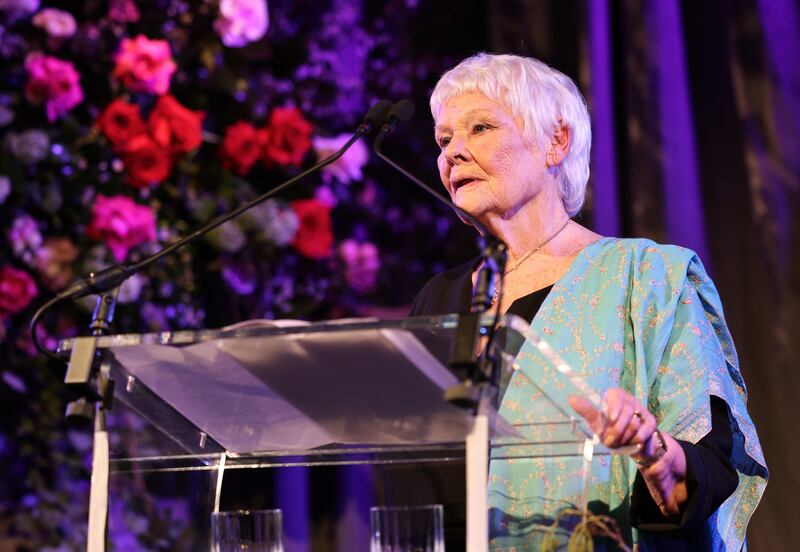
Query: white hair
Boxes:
[{"xmin": 430, "ymin": 53, "xmax": 591, "ymax": 217}]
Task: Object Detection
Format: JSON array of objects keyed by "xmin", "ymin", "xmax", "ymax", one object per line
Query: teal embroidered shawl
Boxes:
[{"xmin": 489, "ymin": 238, "xmax": 767, "ymax": 550}]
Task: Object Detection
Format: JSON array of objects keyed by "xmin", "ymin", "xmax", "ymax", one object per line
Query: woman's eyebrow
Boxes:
[{"xmin": 435, "ymin": 109, "xmax": 498, "ymax": 132}]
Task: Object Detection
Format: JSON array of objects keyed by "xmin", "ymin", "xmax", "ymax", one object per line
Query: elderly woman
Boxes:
[{"xmin": 409, "ymin": 54, "xmax": 767, "ymax": 550}]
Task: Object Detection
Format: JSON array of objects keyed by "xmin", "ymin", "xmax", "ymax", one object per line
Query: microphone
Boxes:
[
  {"xmin": 31, "ymin": 100, "xmax": 395, "ymax": 361},
  {"xmin": 383, "ymin": 99, "xmax": 415, "ymax": 133},
  {"xmin": 359, "ymin": 99, "xmax": 393, "ymax": 133}
]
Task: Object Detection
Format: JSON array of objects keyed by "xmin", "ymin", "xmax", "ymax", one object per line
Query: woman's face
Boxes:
[{"xmin": 434, "ymin": 93, "xmax": 549, "ymax": 221}]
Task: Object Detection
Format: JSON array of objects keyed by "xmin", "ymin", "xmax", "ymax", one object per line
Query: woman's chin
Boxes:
[
  {"xmin": 451, "ymin": 200, "xmax": 492, "ymax": 229},
  {"xmin": 452, "ymin": 188, "xmax": 481, "ymax": 211}
]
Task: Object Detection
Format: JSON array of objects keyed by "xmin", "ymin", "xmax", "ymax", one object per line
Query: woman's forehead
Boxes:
[{"xmin": 434, "ymin": 93, "xmax": 511, "ymax": 127}]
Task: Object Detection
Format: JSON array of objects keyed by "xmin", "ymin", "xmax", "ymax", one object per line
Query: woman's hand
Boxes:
[{"xmin": 569, "ymin": 388, "xmax": 688, "ymax": 519}]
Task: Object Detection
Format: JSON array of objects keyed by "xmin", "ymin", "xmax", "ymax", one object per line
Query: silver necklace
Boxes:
[{"xmin": 492, "ymin": 219, "xmax": 570, "ymax": 305}]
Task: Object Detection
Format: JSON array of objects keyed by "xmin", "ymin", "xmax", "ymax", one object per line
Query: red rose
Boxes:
[
  {"xmin": 0, "ymin": 266, "xmax": 38, "ymax": 319},
  {"xmin": 97, "ymin": 99, "xmax": 147, "ymax": 151},
  {"xmin": 260, "ymin": 106, "xmax": 313, "ymax": 168},
  {"xmin": 148, "ymin": 95, "xmax": 204, "ymax": 157},
  {"xmin": 290, "ymin": 199, "xmax": 333, "ymax": 259},
  {"xmin": 220, "ymin": 121, "xmax": 263, "ymax": 175},
  {"xmin": 123, "ymin": 134, "xmax": 172, "ymax": 187}
]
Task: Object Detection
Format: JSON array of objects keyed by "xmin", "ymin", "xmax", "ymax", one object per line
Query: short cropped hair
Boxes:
[{"xmin": 430, "ymin": 53, "xmax": 591, "ymax": 217}]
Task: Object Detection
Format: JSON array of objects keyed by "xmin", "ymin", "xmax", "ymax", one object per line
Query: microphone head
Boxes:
[
  {"xmin": 362, "ymin": 99, "xmax": 394, "ymax": 130},
  {"xmin": 388, "ymin": 99, "xmax": 415, "ymax": 125}
]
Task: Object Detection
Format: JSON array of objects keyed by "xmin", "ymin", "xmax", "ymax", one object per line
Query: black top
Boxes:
[{"xmin": 410, "ymin": 259, "xmax": 739, "ymax": 546}]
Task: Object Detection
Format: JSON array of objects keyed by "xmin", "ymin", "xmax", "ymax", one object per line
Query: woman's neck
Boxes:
[{"xmin": 479, "ymin": 187, "xmax": 574, "ymax": 262}]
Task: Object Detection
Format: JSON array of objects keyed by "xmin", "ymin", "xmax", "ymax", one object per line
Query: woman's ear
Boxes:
[{"xmin": 545, "ymin": 120, "xmax": 571, "ymax": 168}]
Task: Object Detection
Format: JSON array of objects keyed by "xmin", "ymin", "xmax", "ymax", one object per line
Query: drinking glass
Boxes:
[
  {"xmin": 370, "ymin": 504, "xmax": 445, "ymax": 552},
  {"xmin": 211, "ymin": 509, "xmax": 284, "ymax": 552}
]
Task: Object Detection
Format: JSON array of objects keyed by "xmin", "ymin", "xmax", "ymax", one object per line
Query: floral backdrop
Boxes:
[{"xmin": 0, "ymin": 0, "xmax": 480, "ymax": 548}]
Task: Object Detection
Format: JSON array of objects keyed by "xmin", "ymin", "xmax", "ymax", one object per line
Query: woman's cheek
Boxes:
[
  {"xmin": 437, "ymin": 154, "xmax": 450, "ymax": 188},
  {"xmin": 489, "ymin": 143, "xmax": 518, "ymax": 176}
]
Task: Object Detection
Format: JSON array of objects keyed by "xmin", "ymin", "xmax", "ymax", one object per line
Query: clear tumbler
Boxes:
[
  {"xmin": 370, "ymin": 504, "xmax": 445, "ymax": 552},
  {"xmin": 211, "ymin": 509, "xmax": 284, "ymax": 552}
]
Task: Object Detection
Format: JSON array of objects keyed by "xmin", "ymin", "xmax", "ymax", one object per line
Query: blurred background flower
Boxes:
[
  {"xmin": 33, "ymin": 237, "xmax": 78, "ymax": 291},
  {"xmin": 122, "ymin": 134, "xmax": 172, "ymax": 187},
  {"xmin": 215, "ymin": 0, "xmax": 270, "ymax": 48},
  {"xmin": 339, "ymin": 239, "xmax": 379, "ymax": 293},
  {"xmin": 244, "ymin": 199, "xmax": 299, "ymax": 246},
  {"xmin": 32, "ymin": 8, "xmax": 77, "ymax": 38},
  {"xmin": 6, "ymin": 128, "xmax": 49, "ymax": 163},
  {"xmin": 0, "ymin": 266, "xmax": 38, "ymax": 319},
  {"xmin": 8, "ymin": 214, "xmax": 43, "ymax": 265},
  {"xmin": 219, "ymin": 121, "xmax": 264, "ymax": 175},
  {"xmin": 24, "ymin": 53, "xmax": 83, "ymax": 121},
  {"xmin": 86, "ymin": 195, "xmax": 157, "ymax": 261},
  {"xmin": 112, "ymin": 35, "xmax": 176, "ymax": 95},
  {"xmin": 147, "ymin": 95, "xmax": 204, "ymax": 156},
  {"xmin": 207, "ymin": 220, "xmax": 247, "ymax": 253},
  {"xmin": 314, "ymin": 133, "xmax": 368, "ymax": 184},
  {"xmin": 260, "ymin": 106, "xmax": 313, "ymax": 167},
  {"xmin": 96, "ymin": 99, "xmax": 147, "ymax": 151},
  {"xmin": 290, "ymin": 198, "xmax": 333, "ymax": 259}
]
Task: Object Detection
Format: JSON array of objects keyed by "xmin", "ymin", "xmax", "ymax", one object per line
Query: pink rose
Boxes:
[
  {"xmin": 215, "ymin": 0, "xmax": 269, "ymax": 48},
  {"xmin": 112, "ymin": 35, "xmax": 176, "ymax": 95},
  {"xmin": 338, "ymin": 239, "xmax": 380, "ymax": 293},
  {"xmin": 313, "ymin": 133, "xmax": 368, "ymax": 184},
  {"xmin": 0, "ymin": 266, "xmax": 38, "ymax": 319},
  {"xmin": 86, "ymin": 194, "xmax": 157, "ymax": 261},
  {"xmin": 32, "ymin": 8, "xmax": 77, "ymax": 37},
  {"xmin": 24, "ymin": 53, "xmax": 83, "ymax": 121}
]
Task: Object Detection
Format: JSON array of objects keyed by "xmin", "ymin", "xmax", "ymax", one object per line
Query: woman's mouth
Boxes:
[{"xmin": 453, "ymin": 177, "xmax": 479, "ymax": 191}]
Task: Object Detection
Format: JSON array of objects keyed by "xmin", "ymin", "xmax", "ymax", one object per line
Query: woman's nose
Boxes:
[{"xmin": 444, "ymin": 135, "xmax": 471, "ymax": 164}]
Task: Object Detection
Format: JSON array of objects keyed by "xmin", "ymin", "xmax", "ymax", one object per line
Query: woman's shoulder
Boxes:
[
  {"xmin": 573, "ymin": 237, "xmax": 713, "ymax": 298},
  {"xmin": 586, "ymin": 237, "xmax": 699, "ymax": 268},
  {"xmin": 418, "ymin": 255, "xmax": 480, "ymax": 292},
  {"xmin": 409, "ymin": 255, "xmax": 480, "ymax": 316}
]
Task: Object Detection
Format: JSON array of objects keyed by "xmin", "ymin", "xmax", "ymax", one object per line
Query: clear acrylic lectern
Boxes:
[{"xmin": 58, "ymin": 313, "xmax": 614, "ymax": 551}]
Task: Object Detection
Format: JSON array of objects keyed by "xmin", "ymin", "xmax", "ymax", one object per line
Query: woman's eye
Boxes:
[
  {"xmin": 472, "ymin": 123, "xmax": 490, "ymax": 133},
  {"xmin": 438, "ymin": 136, "xmax": 451, "ymax": 148}
]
